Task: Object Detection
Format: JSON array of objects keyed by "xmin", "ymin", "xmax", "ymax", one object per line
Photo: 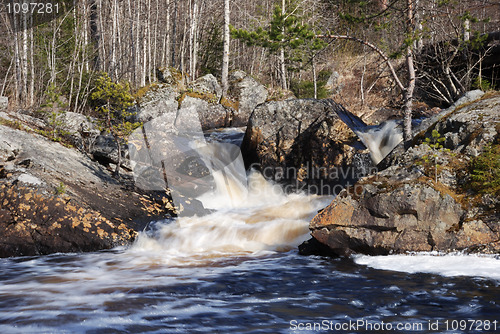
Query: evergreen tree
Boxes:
[
  {"xmin": 90, "ymin": 73, "xmax": 140, "ymax": 178},
  {"xmin": 230, "ymin": 1, "xmax": 326, "ymax": 90}
]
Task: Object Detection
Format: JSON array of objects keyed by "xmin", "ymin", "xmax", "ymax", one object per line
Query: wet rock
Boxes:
[
  {"xmin": 241, "ymin": 99, "xmax": 363, "ymax": 194},
  {"xmin": 228, "ymin": 70, "xmax": 268, "ymax": 126},
  {"xmin": 309, "ymin": 170, "xmax": 468, "ymax": 256}
]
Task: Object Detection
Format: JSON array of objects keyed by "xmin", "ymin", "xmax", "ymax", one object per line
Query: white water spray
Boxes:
[
  {"xmin": 132, "ymin": 169, "xmax": 331, "ymax": 266},
  {"xmin": 128, "ymin": 109, "xmax": 332, "ymax": 265}
]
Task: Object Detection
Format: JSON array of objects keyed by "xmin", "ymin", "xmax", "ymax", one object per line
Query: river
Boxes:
[{"xmin": 0, "ymin": 128, "xmax": 499, "ymax": 333}]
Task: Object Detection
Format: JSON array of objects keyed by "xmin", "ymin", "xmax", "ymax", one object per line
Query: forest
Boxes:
[{"xmin": 0, "ymin": 0, "xmax": 499, "ymax": 118}]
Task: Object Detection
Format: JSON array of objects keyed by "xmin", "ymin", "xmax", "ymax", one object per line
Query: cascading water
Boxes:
[
  {"xmin": 133, "ymin": 170, "xmax": 330, "ymax": 266},
  {"xmin": 1, "ymin": 111, "xmax": 499, "ymax": 333},
  {"xmin": 126, "ymin": 107, "xmax": 333, "ymax": 265}
]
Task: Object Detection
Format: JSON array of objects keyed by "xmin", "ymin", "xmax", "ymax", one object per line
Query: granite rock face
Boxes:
[
  {"xmin": 0, "ymin": 184, "xmax": 135, "ymax": 257},
  {"xmin": 188, "ymin": 74, "xmax": 223, "ymax": 98},
  {"xmin": 228, "ymin": 70, "xmax": 268, "ymax": 126},
  {"xmin": 309, "ymin": 168, "xmax": 467, "ymax": 256},
  {"xmin": 135, "ymin": 71, "xmax": 267, "ymax": 128},
  {"xmin": 241, "ymin": 99, "xmax": 364, "ymax": 194},
  {"xmin": 0, "ymin": 119, "xmax": 175, "ymax": 257},
  {"xmin": 179, "ymin": 96, "xmax": 232, "ymax": 130},
  {"xmin": 303, "ymin": 92, "xmax": 500, "ymax": 256}
]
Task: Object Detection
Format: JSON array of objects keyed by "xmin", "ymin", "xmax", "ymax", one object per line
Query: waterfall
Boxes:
[
  {"xmin": 331, "ymin": 101, "xmax": 403, "ymax": 165},
  {"xmin": 354, "ymin": 120, "xmax": 403, "ymax": 165},
  {"xmin": 128, "ymin": 106, "xmax": 332, "ymax": 265}
]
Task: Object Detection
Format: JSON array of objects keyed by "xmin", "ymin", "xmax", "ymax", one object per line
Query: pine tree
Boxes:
[
  {"xmin": 230, "ymin": 1, "xmax": 325, "ymax": 90},
  {"xmin": 90, "ymin": 73, "xmax": 140, "ymax": 178}
]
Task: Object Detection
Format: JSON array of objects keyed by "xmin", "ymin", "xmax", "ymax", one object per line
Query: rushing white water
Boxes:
[
  {"xmin": 354, "ymin": 253, "xmax": 500, "ymax": 281},
  {"xmin": 354, "ymin": 120, "xmax": 403, "ymax": 164},
  {"xmin": 333, "ymin": 103, "xmax": 403, "ymax": 164},
  {"xmin": 132, "ymin": 170, "xmax": 332, "ymax": 266},
  {"xmin": 128, "ymin": 122, "xmax": 333, "ymax": 266}
]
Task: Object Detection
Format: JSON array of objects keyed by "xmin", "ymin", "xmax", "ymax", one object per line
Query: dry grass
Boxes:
[{"xmin": 327, "ymin": 52, "xmax": 403, "ymax": 122}]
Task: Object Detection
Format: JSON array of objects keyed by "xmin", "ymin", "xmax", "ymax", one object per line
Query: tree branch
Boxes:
[{"xmin": 317, "ymin": 34, "xmax": 405, "ymax": 91}]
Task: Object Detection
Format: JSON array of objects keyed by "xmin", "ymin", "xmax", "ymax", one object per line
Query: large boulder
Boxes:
[
  {"xmin": 309, "ymin": 167, "xmax": 467, "ymax": 256},
  {"xmin": 55, "ymin": 111, "xmax": 100, "ymax": 149},
  {"xmin": 180, "ymin": 96, "xmax": 232, "ymax": 130},
  {"xmin": 156, "ymin": 67, "xmax": 185, "ymax": 87},
  {"xmin": 433, "ymin": 91, "xmax": 497, "ymax": 156},
  {"xmin": 188, "ymin": 74, "xmax": 223, "ymax": 98},
  {"xmin": 241, "ymin": 99, "xmax": 365, "ymax": 194},
  {"xmin": 136, "ymin": 84, "xmax": 179, "ymax": 123},
  {"xmin": 0, "ymin": 183, "xmax": 135, "ymax": 257},
  {"xmin": 91, "ymin": 134, "xmax": 130, "ymax": 169},
  {"xmin": 228, "ymin": 70, "xmax": 268, "ymax": 126},
  {"xmin": 304, "ymin": 92, "xmax": 500, "ymax": 256}
]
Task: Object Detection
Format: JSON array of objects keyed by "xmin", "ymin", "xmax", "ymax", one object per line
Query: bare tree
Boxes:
[{"xmin": 221, "ymin": 0, "xmax": 230, "ymax": 96}]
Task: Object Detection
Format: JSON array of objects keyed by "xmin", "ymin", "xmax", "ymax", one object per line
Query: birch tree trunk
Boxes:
[
  {"xmin": 110, "ymin": 0, "xmax": 118, "ymax": 80},
  {"xmin": 463, "ymin": 18, "xmax": 470, "ymax": 41},
  {"xmin": 221, "ymin": 0, "xmax": 230, "ymax": 96},
  {"xmin": 21, "ymin": 4, "xmax": 28, "ymax": 106},
  {"xmin": 162, "ymin": 0, "xmax": 171, "ymax": 66},
  {"xmin": 153, "ymin": 0, "xmax": 159, "ymax": 79},
  {"xmin": 403, "ymin": 0, "xmax": 416, "ymax": 144},
  {"xmin": 190, "ymin": 0, "xmax": 199, "ymax": 80},
  {"xmin": 171, "ymin": 0, "xmax": 178, "ymax": 67},
  {"xmin": 279, "ymin": 0, "xmax": 287, "ymax": 90},
  {"xmin": 29, "ymin": 15, "xmax": 34, "ymax": 106},
  {"xmin": 13, "ymin": 15, "xmax": 21, "ymax": 104},
  {"xmin": 89, "ymin": 0, "xmax": 100, "ymax": 70}
]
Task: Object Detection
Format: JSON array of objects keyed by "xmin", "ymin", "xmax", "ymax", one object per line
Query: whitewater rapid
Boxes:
[
  {"xmin": 355, "ymin": 253, "xmax": 500, "ymax": 280},
  {"xmin": 131, "ymin": 170, "xmax": 332, "ymax": 266}
]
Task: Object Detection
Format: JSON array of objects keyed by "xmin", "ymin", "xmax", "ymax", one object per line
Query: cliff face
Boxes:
[
  {"xmin": 241, "ymin": 99, "xmax": 367, "ymax": 194},
  {"xmin": 304, "ymin": 92, "xmax": 500, "ymax": 256}
]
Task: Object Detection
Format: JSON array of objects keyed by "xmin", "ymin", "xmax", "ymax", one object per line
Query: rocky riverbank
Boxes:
[
  {"xmin": 300, "ymin": 91, "xmax": 500, "ymax": 256},
  {"xmin": 0, "ymin": 69, "xmax": 269, "ymax": 258},
  {"xmin": 1, "ymin": 69, "xmax": 498, "ymax": 259},
  {"xmin": 0, "ymin": 110, "xmax": 177, "ymax": 257}
]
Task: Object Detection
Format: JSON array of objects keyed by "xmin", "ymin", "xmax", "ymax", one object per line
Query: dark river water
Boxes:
[
  {"xmin": 0, "ymin": 249, "xmax": 499, "ymax": 334},
  {"xmin": 1, "ymin": 128, "xmax": 498, "ymax": 333}
]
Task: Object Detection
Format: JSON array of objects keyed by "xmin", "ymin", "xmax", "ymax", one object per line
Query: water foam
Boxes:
[
  {"xmin": 132, "ymin": 170, "xmax": 332, "ymax": 265},
  {"xmin": 354, "ymin": 253, "xmax": 500, "ymax": 281}
]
